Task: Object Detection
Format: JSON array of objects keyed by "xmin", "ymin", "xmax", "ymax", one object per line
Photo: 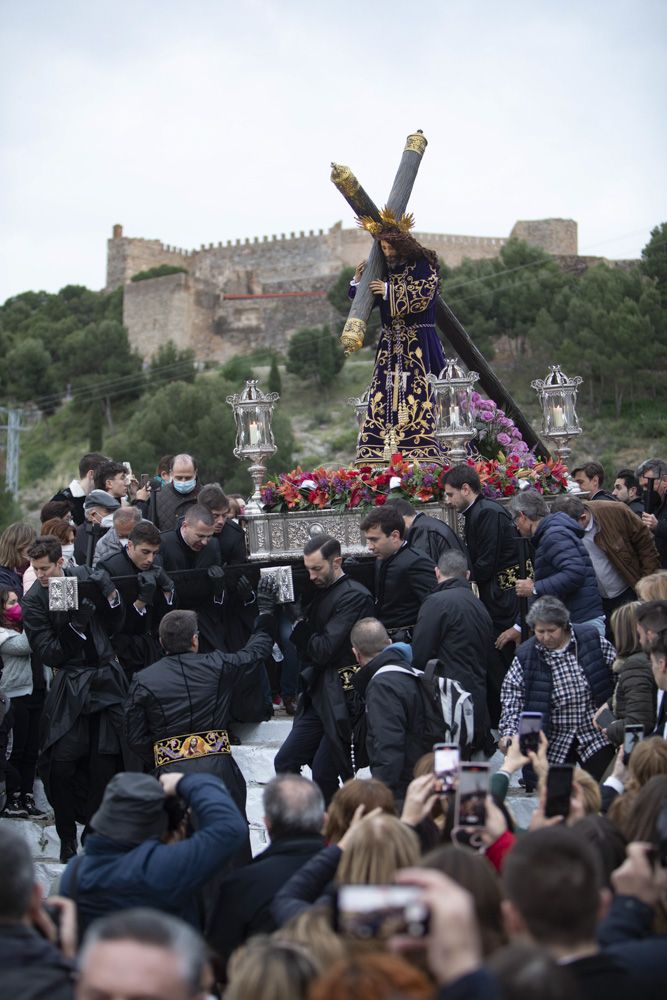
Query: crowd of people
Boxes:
[{"xmin": 0, "ymin": 448, "xmax": 667, "ymax": 999}]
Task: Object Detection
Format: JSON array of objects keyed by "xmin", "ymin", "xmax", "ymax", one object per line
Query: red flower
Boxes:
[{"xmin": 374, "ymin": 494, "xmax": 387, "ymax": 506}]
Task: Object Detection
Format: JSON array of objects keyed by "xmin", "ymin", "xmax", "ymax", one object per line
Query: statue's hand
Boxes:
[{"xmin": 354, "ymin": 260, "xmax": 367, "ymax": 282}]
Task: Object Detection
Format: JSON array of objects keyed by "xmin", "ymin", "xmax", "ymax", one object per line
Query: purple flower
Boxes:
[
  {"xmin": 471, "ymin": 391, "xmax": 481, "ymax": 403},
  {"xmin": 497, "ymin": 432, "xmax": 511, "ymax": 446},
  {"xmin": 511, "ymin": 427, "xmax": 522, "ymax": 439},
  {"xmin": 514, "ymin": 440, "xmax": 529, "ymax": 453},
  {"xmin": 423, "ymin": 474, "xmax": 435, "ymax": 486},
  {"xmin": 480, "ymin": 411, "xmax": 494, "ymax": 422},
  {"xmin": 499, "ymin": 416, "xmax": 513, "ymax": 428},
  {"xmin": 480, "ymin": 398, "xmax": 497, "ymax": 409}
]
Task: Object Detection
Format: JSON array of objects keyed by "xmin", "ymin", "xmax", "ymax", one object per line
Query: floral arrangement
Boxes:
[
  {"xmin": 259, "ymin": 392, "xmax": 569, "ymax": 512},
  {"xmin": 260, "ymin": 453, "xmax": 569, "ymax": 512},
  {"xmin": 470, "ymin": 392, "xmax": 531, "ymax": 463}
]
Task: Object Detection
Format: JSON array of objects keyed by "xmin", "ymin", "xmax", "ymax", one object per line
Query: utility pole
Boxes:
[{"xmin": 0, "ymin": 406, "xmax": 24, "ymax": 498}]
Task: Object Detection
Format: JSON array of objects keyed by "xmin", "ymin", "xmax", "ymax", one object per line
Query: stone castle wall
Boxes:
[{"xmin": 108, "ymin": 218, "xmax": 578, "ymax": 361}]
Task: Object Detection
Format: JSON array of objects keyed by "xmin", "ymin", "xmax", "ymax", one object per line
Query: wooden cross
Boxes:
[{"xmin": 330, "ymin": 131, "xmax": 549, "ymax": 458}]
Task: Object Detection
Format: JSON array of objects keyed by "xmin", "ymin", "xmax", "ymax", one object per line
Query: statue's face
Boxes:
[{"xmin": 379, "ymin": 239, "xmax": 398, "ymax": 263}]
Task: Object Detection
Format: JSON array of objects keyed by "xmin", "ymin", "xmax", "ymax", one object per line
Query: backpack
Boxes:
[{"xmin": 372, "ymin": 658, "xmax": 475, "ymax": 752}]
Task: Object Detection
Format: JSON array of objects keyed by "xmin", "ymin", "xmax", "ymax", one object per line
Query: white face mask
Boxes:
[
  {"xmin": 101, "ymin": 514, "xmax": 115, "ymax": 528},
  {"xmin": 61, "ymin": 543, "xmax": 75, "ymax": 560}
]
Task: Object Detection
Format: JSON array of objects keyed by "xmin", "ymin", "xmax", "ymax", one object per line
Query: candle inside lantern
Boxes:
[
  {"xmin": 248, "ymin": 421, "xmax": 260, "ymax": 446},
  {"xmin": 552, "ymin": 405, "xmax": 565, "ymax": 429},
  {"xmin": 450, "ymin": 404, "xmax": 460, "ymax": 428}
]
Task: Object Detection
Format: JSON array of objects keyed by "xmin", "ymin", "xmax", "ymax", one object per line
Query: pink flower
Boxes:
[
  {"xmin": 480, "ymin": 398, "xmax": 497, "ymax": 409},
  {"xmin": 499, "ymin": 416, "xmax": 513, "ymax": 428},
  {"xmin": 471, "ymin": 391, "xmax": 481, "ymax": 403},
  {"xmin": 497, "ymin": 432, "xmax": 511, "ymax": 446},
  {"xmin": 480, "ymin": 411, "xmax": 494, "ymax": 422},
  {"xmin": 511, "ymin": 427, "xmax": 522, "ymax": 439},
  {"xmin": 514, "ymin": 440, "xmax": 529, "ymax": 453}
]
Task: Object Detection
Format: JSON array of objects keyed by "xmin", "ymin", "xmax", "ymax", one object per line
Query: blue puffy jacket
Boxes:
[{"xmin": 533, "ymin": 512, "xmax": 603, "ymax": 623}]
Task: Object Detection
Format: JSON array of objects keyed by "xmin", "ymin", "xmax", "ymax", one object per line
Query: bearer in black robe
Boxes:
[
  {"xmin": 98, "ymin": 520, "xmax": 175, "ymax": 678},
  {"xmin": 21, "ymin": 535, "xmax": 127, "ymax": 862}
]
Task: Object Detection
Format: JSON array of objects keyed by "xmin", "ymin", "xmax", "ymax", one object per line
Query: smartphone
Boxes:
[
  {"xmin": 623, "ymin": 724, "xmax": 644, "ymax": 765},
  {"xmin": 333, "ymin": 884, "xmax": 429, "ymax": 940},
  {"xmin": 433, "ymin": 742, "xmax": 460, "ymax": 794},
  {"xmin": 140, "ymin": 473, "xmax": 150, "ymax": 488},
  {"xmin": 596, "ymin": 707, "xmax": 616, "ymax": 731},
  {"xmin": 122, "ymin": 461, "xmax": 133, "ymax": 477},
  {"xmin": 545, "ymin": 764, "xmax": 573, "ymax": 818},
  {"xmin": 454, "ymin": 763, "xmax": 490, "ymax": 828},
  {"xmin": 518, "ymin": 711, "xmax": 543, "ymax": 756}
]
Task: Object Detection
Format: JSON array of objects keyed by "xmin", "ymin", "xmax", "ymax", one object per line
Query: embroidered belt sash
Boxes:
[
  {"xmin": 337, "ymin": 664, "xmax": 361, "ymax": 692},
  {"xmin": 496, "ymin": 560, "xmax": 534, "ymax": 591},
  {"xmin": 153, "ymin": 729, "xmax": 231, "ymax": 768}
]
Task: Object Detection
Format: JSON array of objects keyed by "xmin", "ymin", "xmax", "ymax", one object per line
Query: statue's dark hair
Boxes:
[{"xmin": 376, "ymin": 228, "xmax": 439, "ymax": 273}]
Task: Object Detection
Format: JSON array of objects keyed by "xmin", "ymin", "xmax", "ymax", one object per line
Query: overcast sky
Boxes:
[{"xmin": 1, "ymin": 0, "xmax": 665, "ymax": 303}]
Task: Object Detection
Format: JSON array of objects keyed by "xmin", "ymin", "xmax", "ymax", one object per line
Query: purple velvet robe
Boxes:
[{"xmin": 350, "ymin": 257, "xmax": 445, "ymax": 464}]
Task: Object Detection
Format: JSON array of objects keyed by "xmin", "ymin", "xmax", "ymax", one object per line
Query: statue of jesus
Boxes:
[{"xmin": 349, "ymin": 213, "xmax": 445, "ymax": 465}]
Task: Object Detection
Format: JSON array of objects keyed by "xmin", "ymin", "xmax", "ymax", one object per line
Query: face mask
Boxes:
[
  {"xmin": 101, "ymin": 514, "xmax": 115, "ymax": 528},
  {"xmin": 173, "ymin": 478, "xmax": 196, "ymax": 495},
  {"xmin": 5, "ymin": 604, "xmax": 22, "ymax": 623},
  {"xmin": 61, "ymin": 543, "xmax": 75, "ymax": 560}
]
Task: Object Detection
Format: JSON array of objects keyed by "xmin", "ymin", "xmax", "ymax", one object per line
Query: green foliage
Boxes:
[
  {"xmin": 0, "ymin": 285, "xmax": 128, "ymax": 415},
  {"xmin": 24, "ymin": 450, "xmax": 54, "ymax": 482},
  {"xmin": 286, "ymin": 326, "xmax": 345, "ymax": 388},
  {"xmin": 267, "ymin": 355, "xmax": 282, "ymax": 396},
  {"xmin": 148, "ymin": 340, "xmax": 196, "ymax": 389},
  {"xmin": 3, "ymin": 337, "xmax": 54, "ymax": 406},
  {"xmin": 61, "ymin": 319, "xmax": 144, "ymax": 429},
  {"xmin": 89, "ymin": 404, "xmax": 104, "ymax": 451},
  {"xmin": 104, "ymin": 376, "xmax": 294, "ymax": 493},
  {"xmin": 130, "ymin": 265, "xmax": 188, "ymax": 282},
  {"xmin": 641, "ymin": 222, "xmax": 667, "ymax": 302},
  {"xmin": 444, "ymin": 239, "xmax": 569, "ymax": 359},
  {"xmin": 0, "ymin": 489, "xmax": 22, "ymax": 533},
  {"xmin": 542, "ymin": 263, "xmax": 663, "ymax": 416},
  {"xmin": 220, "ymin": 355, "xmax": 255, "ymax": 385}
]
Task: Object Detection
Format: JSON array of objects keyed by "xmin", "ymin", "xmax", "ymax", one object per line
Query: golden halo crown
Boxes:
[{"xmin": 355, "ymin": 207, "xmax": 415, "ymax": 237}]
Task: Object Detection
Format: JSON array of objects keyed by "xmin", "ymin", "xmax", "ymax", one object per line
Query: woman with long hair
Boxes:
[
  {"xmin": 0, "ymin": 586, "xmax": 47, "ymax": 819},
  {"xmin": 594, "ymin": 601, "xmax": 656, "ymax": 745},
  {"xmin": 0, "ymin": 522, "xmax": 36, "ymax": 597}
]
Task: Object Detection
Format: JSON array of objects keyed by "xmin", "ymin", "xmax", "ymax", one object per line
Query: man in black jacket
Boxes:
[
  {"xmin": 158, "ymin": 504, "xmax": 227, "ymax": 652},
  {"xmin": 384, "ymin": 496, "xmax": 468, "ymax": 565},
  {"xmin": 145, "ymin": 453, "xmax": 202, "ymax": 531},
  {"xmin": 443, "ymin": 466, "xmax": 520, "ymax": 725},
  {"xmin": 98, "ymin": 520, "xmax": 175, "ymax": 678},
  {"xmin": 123, "ymin": 587, "xmax": 277, "ymax": 835},
  {"xmin": 206, "ymin": 774, "xmax": 325, "ymax": 965},
  {"xmin": 350, "ymin": 617, "xmax": 429, "ymax": 804},
  {"xmin": 0, "ymin": 826, "xmax": 76, "ymax": 1000},
  {"xmin": 274, "ymin": 534, "xmax": 375, "ymax": 803},
  {"xmin": 22, "ymin": 536, "xmax": 127, "ymax": 862},
  {"xmin": 411, "ymin": 549, "xmax": 494, "ymax": 752},
  {"xmin": 359, "ymin": 505, "xmax": 436, "ymax": 639}
]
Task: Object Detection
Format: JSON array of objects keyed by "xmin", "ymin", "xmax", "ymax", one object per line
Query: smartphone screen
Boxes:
[
  {"xmin": 454, "ymin": 763, "xmax": 490, "ymax": 828},
  {"xmin": 433, "ymin": 743, "xmax": 460, "ymax": 794},
  {"xmin": 334, "ymin": 884, "xmax": 429, "ymax": 939},
  {"xmin": 140, "ymin": 473, "xmax": 150, "ymax": 488},
  {"xmin": 623, "ymin": 724, "xmax": 644, "ymax": 764},
  {"xmin": 518, "ymin": 712, "xmax": 543, "ymax": 756},
  {"xmin": 545, "ymin": 765, "xmax": 573, "ymax": 818}
]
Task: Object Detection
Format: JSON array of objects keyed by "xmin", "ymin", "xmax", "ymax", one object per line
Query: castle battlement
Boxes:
[{"xmin": 109, "ymin": 217, "xmax": 578, "ymax": 363}]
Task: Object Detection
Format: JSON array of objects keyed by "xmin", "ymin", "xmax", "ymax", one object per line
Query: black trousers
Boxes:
[
  {"xmin": 6, "ymin": 689, "xmax": 45, "ymax": 797},
  {"xmin": 274, "ymin": 705, "xmax": 341, "ymax": 805},
  {"xmin": 48, "ymin": 714, "xmax": 122, "ymax": 842}
]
